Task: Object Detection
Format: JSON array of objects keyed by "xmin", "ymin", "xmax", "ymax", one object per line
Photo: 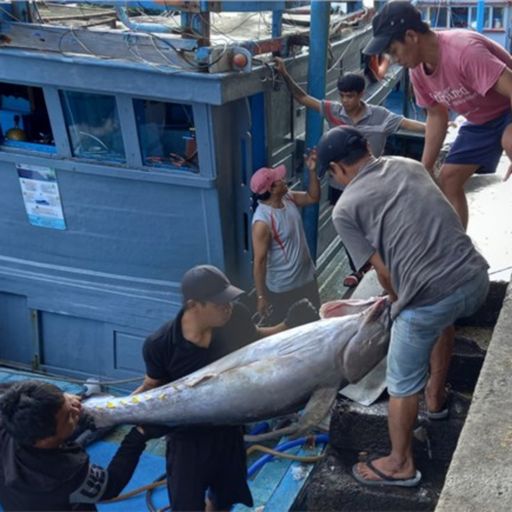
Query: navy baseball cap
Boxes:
[
  {"xmin": 363, "ymin": 1, "xmax": 425, "ymax": 55},
  {"xmin": 181, "ymin": 265, "xmax": 244, "ymax": 303},
  {"xmin": 316, "ymin": 127, "xmax": 368, "ymax": 178}
]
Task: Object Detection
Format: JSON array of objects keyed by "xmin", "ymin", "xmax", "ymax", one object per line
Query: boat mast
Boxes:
[{"xmin": 303, "ymin": 0, "xmax": 330, "ymax": 261}]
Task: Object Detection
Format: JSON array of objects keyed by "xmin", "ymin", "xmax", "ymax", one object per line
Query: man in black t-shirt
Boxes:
[
  {"xmin": 134, "ymin": 264, "xmax": 318, "ymax": 511},
  {"xmin": 0, "ymin": 380, "xmax": 163, "ymax": 511}
]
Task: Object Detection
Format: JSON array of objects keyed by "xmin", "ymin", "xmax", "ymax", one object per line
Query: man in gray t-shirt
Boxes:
[
  {"xmin": 315, "ymin": 126, "xmax": 489, "ymax": 487},
  {"xmin": 275, "ymin": 59, "xmax": 425, "ymax": 288}
]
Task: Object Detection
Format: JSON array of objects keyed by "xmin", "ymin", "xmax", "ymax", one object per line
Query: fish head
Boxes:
[{"xmin": 340, "ymin": 296, "xmax": 391, "ymax": 383}]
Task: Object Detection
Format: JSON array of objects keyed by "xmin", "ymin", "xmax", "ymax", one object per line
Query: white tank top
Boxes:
[{"xmin": 252, "ymin": 193, "xmax": 316, "ymax": 293}]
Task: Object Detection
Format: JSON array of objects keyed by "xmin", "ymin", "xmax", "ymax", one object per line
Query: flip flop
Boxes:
[
  {"xmin": 426, "ymin": 406, "xmax": 449, "ymax": 420},
  {"xmin": 425, "ymin": 393, "xmax": 450, "ymax": 420},
  {"xmin": 352, "ymin": 460, "xmax": 422, "ymax": 487}
]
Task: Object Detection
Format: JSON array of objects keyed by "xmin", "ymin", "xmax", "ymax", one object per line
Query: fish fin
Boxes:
[
  {"xmin": 244, "ymin": 386, "xmax": 338, "ymax": 443},
  {"xmin": 186, "ymin": 373, "xmax": 216, "ymax": 387},
  {"xmin": 343, "ymin": 333, "xmax": 389, "ymax": 383},
  {"xmin": 290, "ymin": 385, "xmax": 338, "ymax": 436}
]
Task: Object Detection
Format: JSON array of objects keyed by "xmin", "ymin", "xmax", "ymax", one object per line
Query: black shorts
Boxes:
[
  {"xmin": 266, "ymin": 279, "xmax": 321, "ymax": 324},
  {"xmin": 166, "ymin": 426, "xmax": 253, "ymax": 511}
]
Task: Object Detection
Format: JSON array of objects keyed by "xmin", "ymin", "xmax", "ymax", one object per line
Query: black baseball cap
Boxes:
[
  {"xmin": 316, "ymin": 126, "xmax": 368, "ymax": 178},
  {"xmin": 363, "ymin": 1, "xmax": 425, "ymax": 55},
  {"xmin": 181, "ymin": 265, "xmax": 244, "ymax": 303}
]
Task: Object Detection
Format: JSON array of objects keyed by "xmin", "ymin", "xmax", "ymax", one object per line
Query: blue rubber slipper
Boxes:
[{"xmin": 352, "ymin": 460, "xmax": 422, "ymax": 487}]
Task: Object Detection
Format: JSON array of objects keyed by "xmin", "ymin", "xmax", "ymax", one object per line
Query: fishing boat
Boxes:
[
  {"xmin": 1, "ymin": 3, "xmax": 512, "ymax": 512},
  {"xmin": 0, "ymin": 0, "xmax": 402, "ymax": 383},
  {"xmin": 415, "ymin": 0, "xmax": 512, "ymax": 51}
]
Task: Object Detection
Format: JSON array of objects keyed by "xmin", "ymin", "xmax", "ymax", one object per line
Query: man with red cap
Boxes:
[{"xmin": 250, "ymin": 162, "xmax": 321, "ymax": 323}]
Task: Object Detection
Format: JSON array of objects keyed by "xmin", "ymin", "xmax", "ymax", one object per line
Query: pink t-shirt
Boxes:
[{"xmin": 410, "ymin": 30, "xmax": 512, "ymax": 124}]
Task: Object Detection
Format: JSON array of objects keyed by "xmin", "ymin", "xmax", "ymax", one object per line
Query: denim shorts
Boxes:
[
  {"xmin": 445, "ymin": 109, "xmax": 512, "ymax": 174},
  {"xmin": 387, "ymin": 270, "xmax": 489, "ymax": 397}
]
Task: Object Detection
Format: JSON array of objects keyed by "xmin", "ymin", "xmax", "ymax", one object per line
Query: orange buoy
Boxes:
[{"xmin": 233, "ymin": 52, "xmax": 248, "ymax": 69}]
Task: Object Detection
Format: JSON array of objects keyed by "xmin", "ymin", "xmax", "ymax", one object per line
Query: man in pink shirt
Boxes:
[{"xmin": 364, "ymin": 1, "xmax": 512, "ymax": 229}]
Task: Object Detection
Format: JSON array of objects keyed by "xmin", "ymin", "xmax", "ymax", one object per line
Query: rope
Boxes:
[
  {"xmin": 101, "ymin": 479, "xmax": 166, "ymax": 503},
  {"xmin": 246, "ymin": 443, "xmax": 325, "ymax": 463},
  {"xmin": 99, "ymin": 438, "xmax": 325, "ymax": 504}
]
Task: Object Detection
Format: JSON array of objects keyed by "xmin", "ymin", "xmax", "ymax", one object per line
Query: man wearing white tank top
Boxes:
[{"xmin": 250, "ymin": 161, "xmax": 321, "ymax": 324}]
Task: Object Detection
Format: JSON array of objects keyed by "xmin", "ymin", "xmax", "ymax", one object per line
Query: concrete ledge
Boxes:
[{"xmin": 436, "ymin": 279, "xmax": 512, "ymax": 512}]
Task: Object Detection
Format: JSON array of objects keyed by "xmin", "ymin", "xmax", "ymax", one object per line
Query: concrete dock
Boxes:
[{"xmin": 436, "ymin": 155, "xmax": 512, "ymax": 511}]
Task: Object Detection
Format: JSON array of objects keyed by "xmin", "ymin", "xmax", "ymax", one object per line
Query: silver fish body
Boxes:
[{"xmin": 83, "ymin": 297, "xmax": 390, "ymax": 430}]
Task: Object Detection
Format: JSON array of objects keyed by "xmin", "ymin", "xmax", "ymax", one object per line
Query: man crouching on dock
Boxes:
[{"xmin": 315, "ymin": 126, "xmax": 489, "ymax": 486}]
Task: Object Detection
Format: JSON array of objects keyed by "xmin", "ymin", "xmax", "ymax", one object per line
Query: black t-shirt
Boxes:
[
  {"xmin": 142, "ymin": 302, "xmax": 256, "ymax": 506},
  {"xmin": 143, "ymin": 302, "xmax": 258, "ymax": 384}
]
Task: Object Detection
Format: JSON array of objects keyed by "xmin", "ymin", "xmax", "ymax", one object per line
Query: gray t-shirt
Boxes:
[
  {"xmin": 332, "ymin": 156, "xmax": 488, "ymax": 318},
  {"xmin": 319, "ymin": 100, "xmax": 403, "ymax": 156},
  {"xmin": 320, "ymin": 100, "xmax": 404, "ymax": 190}
]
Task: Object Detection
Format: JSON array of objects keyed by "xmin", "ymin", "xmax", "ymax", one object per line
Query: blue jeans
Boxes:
[{"xmin": 387, "ymin": 270, "xmax": 489, "ymax": 397}]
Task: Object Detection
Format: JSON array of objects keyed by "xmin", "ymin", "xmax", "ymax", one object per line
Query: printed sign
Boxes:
[{"xmin": 17, "ymin": 164, "xmax": 66, "ymax": 230}]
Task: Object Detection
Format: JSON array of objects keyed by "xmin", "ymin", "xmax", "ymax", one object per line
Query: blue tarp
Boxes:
[{"xmin": 90, "ymin": 441, "xmax": 168, "ymax": 512}]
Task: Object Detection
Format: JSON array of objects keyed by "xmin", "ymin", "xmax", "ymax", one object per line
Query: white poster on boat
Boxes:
[{"xmin": 17, "ymin": 164, "xmax": 66, "ymax": 230}]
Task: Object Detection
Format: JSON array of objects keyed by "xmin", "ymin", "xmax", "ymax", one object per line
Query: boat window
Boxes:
[
  {"xmin": 430, "ymin": 7, "xmax": 447, "ymax": 28},
  {"xmin": 133, "ymin": 99, "xmax": 197, "ymax": 171},
  {"xmin": 490, "ymin": 7, "xmax": 504, "ymax": 29},
  {"xmin": 0, "ymin": 83, "xmax": 55, "ymax": 152},
  {"xmin": 61, "ymin": 91, "xmax": 125, "ymax": 163},
  {"xmin": 469, "ymin": 7, "xmax": 477, "ymax": 29},
  {"xmin": 484, "ymin": 7, "xmax": 492, "ymax": 28},
  {"xmin": 450, "ymin": 7, "xmax": 469, "ymax": 28}
]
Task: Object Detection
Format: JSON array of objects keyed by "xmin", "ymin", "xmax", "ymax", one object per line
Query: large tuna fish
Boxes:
[{"xmin": 83, "ymin": 296, "xmax": 390, "ymax": 439}]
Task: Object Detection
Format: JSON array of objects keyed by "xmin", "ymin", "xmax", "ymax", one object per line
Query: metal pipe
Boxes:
[
  {"xmin": 302, "ymin": 0, "xmax": 330, "ymax": 261},
  {"xmin": 115, "ymin": 4, "xmax": 171, "ymax": 33},
  {"xmin": 476, "ymin": 0, "xmax": 485, "ymax": 33},
  {"xmin": 272, "ymin": 9, "xmax": 283, "ymax": 38}
]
